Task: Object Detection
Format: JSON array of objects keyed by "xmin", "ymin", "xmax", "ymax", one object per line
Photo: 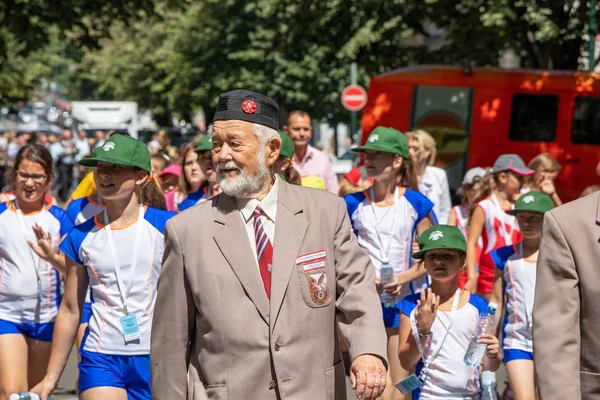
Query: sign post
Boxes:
[{"xmin": 341, "ymin": 63, "xmax": 367, "ymax": 144}]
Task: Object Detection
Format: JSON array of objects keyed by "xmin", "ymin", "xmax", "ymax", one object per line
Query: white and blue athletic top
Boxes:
[
  {"xmin": 60, "ymin": 206, "xmax": 175, "ymax": 355},
  {"xmin": 345, "ymin": 187, "xmax": 435, "ymax": 299},
  {"xmin": 491, "ymin": 244, "xmax": 536, "ymax": 353},
  {"xmin": 66, "ymin": 195, "xmax": 105, "ymax": 305},
  {"xmin": 66, "ymin": 195, "xmax": 105, "ymax": 225},
  {"xmin": 0, "ymin": 201, "xmax": 74, "ymax": 324},
  {"xmin": 399, "ymin": 292, "xmax": 489, "ymax": 400}
]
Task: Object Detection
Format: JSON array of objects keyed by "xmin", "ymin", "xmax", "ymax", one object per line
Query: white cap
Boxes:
[{"xmin": 462, "ymin": 167, "xmax": 486, "ymax": 185}]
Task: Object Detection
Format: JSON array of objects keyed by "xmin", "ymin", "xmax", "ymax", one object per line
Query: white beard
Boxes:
[{"xmin": 217, "ymin": 148, "xmax": 270, "ymax": 198}]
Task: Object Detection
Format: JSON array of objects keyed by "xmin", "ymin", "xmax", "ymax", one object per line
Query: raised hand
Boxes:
[
  {"xmin": 416, "ymin": 288, "xmax": 440, "ymax": 335},
  {"xmin": 28, "ymin": 224, "xmax": 55, "ymax": 262}
]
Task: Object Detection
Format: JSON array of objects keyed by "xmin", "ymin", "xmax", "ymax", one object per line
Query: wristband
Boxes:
[{"xmin": 418, "ymin": 331, "xmax": 431, "ymax": 339}]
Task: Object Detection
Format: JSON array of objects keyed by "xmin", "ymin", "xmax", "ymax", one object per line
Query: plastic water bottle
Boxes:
[
  {"xmin": 481, "ymin": 370, "xmax": 498, "ymax": 400},
  {"xmin": 464, "ymin": 302, "xmax": 497, "ymax": 367},
  {"xmin": 10, "ymin": 392, "xmax": 59, "ymax": 400},
  {"xmin": 379, "ymin": 263, "xmax": 398, "ymax": 307}
]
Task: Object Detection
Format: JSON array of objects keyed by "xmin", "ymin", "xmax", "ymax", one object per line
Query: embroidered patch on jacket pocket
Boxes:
[{"xmin": 307, "ymin": 272, "xmax": 329, "ymax": 305}]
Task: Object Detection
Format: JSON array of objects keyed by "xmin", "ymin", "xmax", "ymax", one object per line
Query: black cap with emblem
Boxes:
[{"xmin": 213, "ymin": 89, "xmax": 279, "ymax": 131}]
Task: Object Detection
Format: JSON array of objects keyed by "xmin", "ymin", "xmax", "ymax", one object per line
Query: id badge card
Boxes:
[
  {"xmin": 119, "ymin": 313, "xmax": 141, "ymax": 342},
  {"xmin": 395, "ymin": 374, "xmax": 422, "ymax": 395}
]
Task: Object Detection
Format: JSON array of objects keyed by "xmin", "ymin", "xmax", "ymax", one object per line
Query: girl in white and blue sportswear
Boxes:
[
  {"xmin": 398, "ymin": 225, "xmax": 500, "ymax": 400},
  {"xmin": 491, "ymin": 191, "xmax": 554, "ymax": 400},
  {"xmin": 345, "ymin": 127, "xmax": 436, "ymax": 400},
  {"xmin": 33, "ymin": 134, "xmax": 175, "ymax": 400},
  {"xmin": 0, "ymin": 144, "xmax": 74, "ymax": 397},
  {"xmin": 65, "ymin": 190, "xmax": 105, "ymax": 392}
]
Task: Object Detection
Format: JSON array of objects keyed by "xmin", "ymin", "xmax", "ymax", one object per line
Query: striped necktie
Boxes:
[{"xmin": 253, "ymin": 206, "xmax": 273, "ymax": 299}]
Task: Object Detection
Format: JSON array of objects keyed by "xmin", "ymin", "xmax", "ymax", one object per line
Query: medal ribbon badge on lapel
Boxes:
[{"xmin": 307, "ymin": 272, "xmax": 329, "ymax": 305}]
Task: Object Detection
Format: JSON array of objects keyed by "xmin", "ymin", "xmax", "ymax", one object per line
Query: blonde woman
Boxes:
[
  {"xmin": 522, "ymin": 152, "xmax": 562, "ymax": 206},
  {"xmin": 406, "ymin": 130, "xmax": 452, "ymax": 223}
]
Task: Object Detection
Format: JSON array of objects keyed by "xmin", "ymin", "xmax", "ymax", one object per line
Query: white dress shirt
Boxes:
[
  {"xmin": 418, "ymin": 165, "xmax": 452, "ymax": 224},
  {"xmin": 236, "ymin": 176, "xmax": 279, "ymax": 271}
]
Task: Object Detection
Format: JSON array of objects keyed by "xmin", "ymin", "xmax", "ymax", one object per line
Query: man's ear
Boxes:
[{"xmin": 266, "ymin": 137, "xmax": 282, "ymax": 168}]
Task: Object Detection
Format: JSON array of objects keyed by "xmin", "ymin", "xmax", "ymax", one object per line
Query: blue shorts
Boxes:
[
  {"xmin": 81, "ymin": 302, "xmax": 92, "ymax": 324},
  {"xmin": 0, "ymin": 319, "xmax": 54, "ymax": 342},
  {"xmin": 504, "ymin": 348, "xmax": 533, "ymax": 363},
  {"xmin": 79, "ymin": 349, "xmax": 151, "ymax": 400},
  {"xmin": 382, "ymin": 304, "xmax": 400, "ymax": 328}
]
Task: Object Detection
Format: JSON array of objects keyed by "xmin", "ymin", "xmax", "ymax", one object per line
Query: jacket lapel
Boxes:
[
  {"xmin": 213, "ymin": 194, "xmax": 270, "ymax": 324},
  {"xmin": 270, "ymin": 181, "xmax": 308, "ymax": 329}
]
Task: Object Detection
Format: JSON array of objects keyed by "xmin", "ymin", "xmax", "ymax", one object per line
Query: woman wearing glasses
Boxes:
[{"xmin": 0, "ymin": 144, "xmax": 74, "ymax": 398}]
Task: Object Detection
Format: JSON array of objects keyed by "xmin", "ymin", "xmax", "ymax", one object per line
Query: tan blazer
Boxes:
[
  {"xmin": 151, "ymin": 180, "xmax": 387, "ymax": 400},
  {"xmin": 534, "ymin": 191, "xmax": 600, "ymax": 400}
]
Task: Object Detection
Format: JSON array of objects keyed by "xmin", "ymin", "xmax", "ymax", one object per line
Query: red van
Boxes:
[{"xmin": 361, "ymin": 65, "xmax": 600, "ymax": 201}]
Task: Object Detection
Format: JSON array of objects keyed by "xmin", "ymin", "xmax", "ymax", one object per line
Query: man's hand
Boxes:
[{"xmin": 350, "ymin": 354, "xmax": 386, "ymax": 400}]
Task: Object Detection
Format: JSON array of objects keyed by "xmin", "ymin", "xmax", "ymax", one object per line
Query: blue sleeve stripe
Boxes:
[
  {"xmin": 144, "ymin": 207, "xmax": 176, "ymax": 235},
  {"xmin": 66, "ymin": 197, "xmax": 88, "ymax": 222},
  {"xmin": 49, "ymin": 206, "xmax": 75, "ymax": 237},
  {"xmin": 0, "ymin": 203, "xmax": 7, "ymax": 215},
  {"xmin": 343, "ymin": 192, "xmax": 366, "ymax": 234},
  {"xmin": 468, "ymin": 293, "xmax": 489, "ymax": 314},
  {"xmin": 398, "ymin": 294, "xmax": 420, "ymax": 316},
  {"xmin": 404, "ymin": 189, "xmax": 435, "ymax": 224},
  {"xmin": 491, "ymin": 245, "xmax": 516, "ymax": 271},
  {"xmin": 59, "ymin": 219, "xmax": 94, "ymax": 265}
]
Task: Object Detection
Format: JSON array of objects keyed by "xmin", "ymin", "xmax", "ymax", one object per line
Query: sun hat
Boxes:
[
  {"xmin": 462, "ymin": 167, "xmax": 487, "ymax": 185},
  {"xmin": 506, "ymin": 191, "xmax": 554, "ymax": 215},
  {"xmin": 196, "ymin": 134, "xmax": 212, "ymax": 152},
  {"xmin": 301, "ymin": 176, "xmax": 327, "ymax": 190},
  {"xmin": 412, "ymin": 225, "xmax": 467, "ymax": 260},
  {"xmin": 79, "ymin": 134, "xmax": 151, "ymax": 173},
  {"xmin": 351, "ymin": 126, "xmax": 409, "ymax": 159},
  {"xmin": 158, "ymin": 164, "xmax": 182, "ymax": 178},
  {"xmin": 279, "ymin": 131, "xmax": 295, "ymax": 159},
  {"xmin": 491, "ymin": 154, "xmax": 534, "ymax": 176},
  {"xmin": 344, "ymin": 167, "xmax": 362, "ymax": 185}
]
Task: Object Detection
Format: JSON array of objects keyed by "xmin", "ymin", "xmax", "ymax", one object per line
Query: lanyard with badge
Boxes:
[
  {"xmin": 397, "ymin": 289, "xmax": 461, "ymax": 394},
  {"xmin": 360, "ymin": 186, "xmax": 399, "ymax": 264},
  {"xmin": 15, "ymin": 199, "xmax": 47, "ymax": 302},
  {"xmin": 104, "ymin": 204, "xmax": 144, "ymax": 343}
]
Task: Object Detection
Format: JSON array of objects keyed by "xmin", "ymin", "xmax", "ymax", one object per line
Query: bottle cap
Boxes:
[{"xmin": 488, "ymin": 302, "xmax": 498, "ymax": 309}]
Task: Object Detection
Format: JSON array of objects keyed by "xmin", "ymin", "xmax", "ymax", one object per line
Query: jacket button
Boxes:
[
  {"xmin": 269, "ymin": 380, "xmax": 277, "ymax": 389},
  {"xmin": 274, "ymin": 344, "xmax": 281, "ymax": 351}
]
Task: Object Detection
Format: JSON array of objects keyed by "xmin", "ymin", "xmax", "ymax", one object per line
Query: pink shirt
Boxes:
[{"xmin": 292, "ymin": 145, "xmax": 339, "ymax": 194}]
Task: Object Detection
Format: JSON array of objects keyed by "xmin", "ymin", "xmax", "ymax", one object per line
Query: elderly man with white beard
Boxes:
[{"xmin": 150, "ymin": 90, "xmax": 388, "ymax": 400}]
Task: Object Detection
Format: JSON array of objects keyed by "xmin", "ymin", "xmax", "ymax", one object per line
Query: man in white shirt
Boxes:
[{"xmin": 152, "ymin": 89, "xmax": 387, "ymax": 400}]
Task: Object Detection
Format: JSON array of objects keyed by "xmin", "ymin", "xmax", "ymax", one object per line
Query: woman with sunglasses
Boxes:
[{"xmin": 0, "ymin": 144, "xmax": 74, "ymax": 398}]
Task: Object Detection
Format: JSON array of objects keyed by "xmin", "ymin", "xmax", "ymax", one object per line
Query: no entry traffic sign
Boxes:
[{"xmin": 341, "ymin": 85, "xmax": 367, "ymax": 111}]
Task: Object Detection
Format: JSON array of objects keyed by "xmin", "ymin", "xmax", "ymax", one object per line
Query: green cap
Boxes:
[
  {"xmin": 412, "ymin": 225, "xmax": 467, "ymax": 260},
  {"xmin": 351, "ymin": 126, "xmax": 409, "ymax": 159},
  {"xmin": 279, "ymin": 131, "xmax": 294, "ymax": 159},
  {"xmin": 79, "ymin": 134, "xmax": 151, "ymax": 173},
  {"xmin": 507, "ymin": 191, "xmax": 554, "ymax": 215},
  {"xmin": 195, "ymin": 134, "xmax": 212, "ymax": 152}
]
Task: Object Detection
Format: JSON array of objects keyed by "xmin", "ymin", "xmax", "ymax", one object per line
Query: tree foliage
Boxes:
[{"xmin": 2, "ymin": 0, "xmax": 598, "ymax": 120}]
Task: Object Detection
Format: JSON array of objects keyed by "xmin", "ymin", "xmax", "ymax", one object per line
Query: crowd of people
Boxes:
[{"xmin": 0, "ymin": 89, "xmax": 597, "ymax": 400}]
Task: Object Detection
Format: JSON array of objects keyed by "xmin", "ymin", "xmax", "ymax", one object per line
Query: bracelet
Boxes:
[{"xmin": 418, "ymin": 331, "xmax": 431, "ymax": 339}]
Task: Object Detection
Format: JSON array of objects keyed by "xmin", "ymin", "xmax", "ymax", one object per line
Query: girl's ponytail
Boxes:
[
  {"xmin": 397, "ymin": 157, "xmax": 419, "ymax": 192},
  {"xmin": 141, "ymin": 177, "xmax": 168, "ymax": 210},
  {"xmin": 284, "ymin": 165, "xmax": 301, "ymax": 185},
  {"xmin": 468, "ymin": 172, "xmax": 494, "ymax": 219}
]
